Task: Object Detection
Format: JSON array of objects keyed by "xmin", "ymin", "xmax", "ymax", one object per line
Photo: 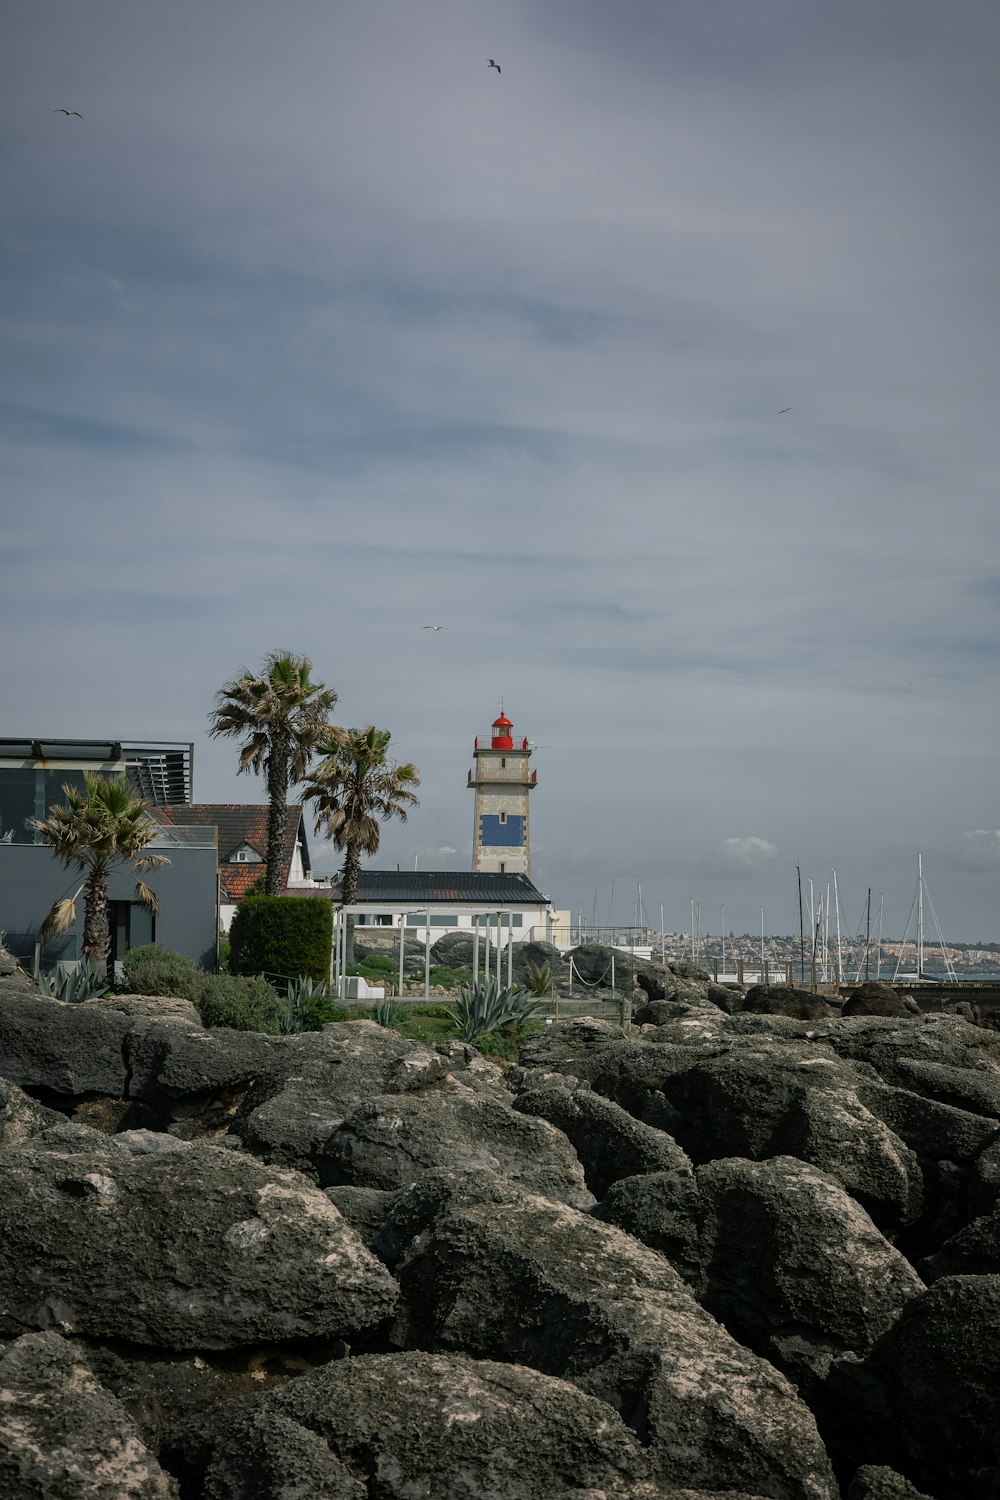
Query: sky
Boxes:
[{"xmin": 3, "ymin": 0, "xmax": 999, "ymax": 942}]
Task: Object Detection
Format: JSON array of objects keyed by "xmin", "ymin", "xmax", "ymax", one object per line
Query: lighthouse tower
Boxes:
[{"xmin": 468, "ymin": 708, "xmax": 537, "ymax": 877}]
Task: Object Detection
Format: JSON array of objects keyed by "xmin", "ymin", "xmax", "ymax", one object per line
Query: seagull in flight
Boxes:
[
  {"xmin": 422, "ymin": 625, "xmax": 449, "ymax": 631},
  {"xmin": 55, "ymin": 109, "xmax": 83, "ymax": 118},
  {"xmin": 488, "ymin": 59, "xmax": 501, "ymax": 74},
  {"xmin": 778, "ymin": 407, "xmax": 792, "ymax": 414}
]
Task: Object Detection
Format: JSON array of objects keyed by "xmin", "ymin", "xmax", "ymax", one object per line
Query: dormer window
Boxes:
[{"xmin": 230, "ymin": 844, "xmax": 263, "ymax": 864}]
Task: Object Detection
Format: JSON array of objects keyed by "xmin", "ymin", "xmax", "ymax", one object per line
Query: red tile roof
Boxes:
[{"xmin": 151, "ymin": 804, "xmax": 309, "ymax": 901}]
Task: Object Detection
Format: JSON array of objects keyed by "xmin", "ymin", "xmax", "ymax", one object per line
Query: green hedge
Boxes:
[{"xmin": 229, "ymin": 895, "xmax": 332, "ymax": 985}]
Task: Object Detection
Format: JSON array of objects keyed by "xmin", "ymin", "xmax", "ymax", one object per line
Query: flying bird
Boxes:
[
  {"xmin": 488, "ymin": 59, "xmax": 501, "ymax": 73},
  {"xmin": 422, "ymin": 625, "xmax": 449, "ymax": 631},
  {"xmin": 55, "ymin": 109, "xmax": 83, "ymax": 118},
  {"xmin": 778, "ymin": 407, "xmax": 792, "ymax": 414}
]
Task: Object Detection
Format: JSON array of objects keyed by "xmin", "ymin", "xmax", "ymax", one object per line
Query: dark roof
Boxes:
[
  {"xmin": 320, "ymin": 870, "xmax": 548, "ymax": 906},
  {"xmin": 151, "ymin": 804, "xmax": 309, "ymax": 900}
]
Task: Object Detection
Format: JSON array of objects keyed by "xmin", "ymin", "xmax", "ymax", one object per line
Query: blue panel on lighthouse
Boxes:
[{"xmin": 480, "ymin": 815, "xmax": 525, "ymax": 847}]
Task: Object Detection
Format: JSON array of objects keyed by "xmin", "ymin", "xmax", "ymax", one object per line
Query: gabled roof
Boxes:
[
  {"xmin": 320, "ymin": 870, "xmax": 549, "ymax": 906},
  {"xmin": 151, "ymin": 804, "xmax": 309, "ymax": 900}
]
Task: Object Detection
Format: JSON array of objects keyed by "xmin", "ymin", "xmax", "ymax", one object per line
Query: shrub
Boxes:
[
  {"xmin": 476, "ymin": 1020, "xmax": 543, "ymax": 1062},
  {"xmin": 447, "ymin": 978, "xmax": 541, "ymax": 1044},
  {"xmin": 524, "ymin": 960, "xmax": 552, "ymax": 997},
  {"xmin": 121, "ymin": 944, "xmax": 204, "ymax": 1000},
  {"xmin": 229, "ymin": 896, "xmax": 332, "ymax": 985},
  {"xmin": 359, "ymin": 952, "xmax": 394, "ymax": 972},
  {"xmin": 429, "ymin": 965, "xmax": 465, "ymax": 990},
  {"xmin": 195, "ymin": 973, "xmax": 287, "ymax": 1034},
  {"xmin": 38, "ymin": 964, "xmax": 109, "ymax": 1003}
]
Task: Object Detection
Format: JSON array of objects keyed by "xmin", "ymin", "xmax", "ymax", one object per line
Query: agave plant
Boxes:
[
  {"xmin": 282, "ymin": 974, "xmax": 329, "ymax": 1034},
  {"xmin": 370, "ymin": 996, "xmax": 406, "ymax": 1029},
  {"xmin": 447, "ymin": 978, "xmax": 541, "ymax": 1044},
  {"xmin": 38, "ymin": 964, "xmax": 110, "ymax": 1003}
]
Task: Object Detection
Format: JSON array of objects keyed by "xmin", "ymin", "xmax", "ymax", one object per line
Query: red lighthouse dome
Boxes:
[{"xmin": 491, "ymin": 712, "xmax": 514, "ymax": 750}]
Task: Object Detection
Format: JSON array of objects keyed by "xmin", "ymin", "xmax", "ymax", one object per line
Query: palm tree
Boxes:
[
  {"xmin": 209, "ymin": 651, "xmax": 338, "ymax": 895},
  {"xmin": 31, "ymin": 773, "xmax": 170, "ymax": 976},
  {"xmin": 303, "ymin": 726, "xmax": 420, "ymax": 963}
]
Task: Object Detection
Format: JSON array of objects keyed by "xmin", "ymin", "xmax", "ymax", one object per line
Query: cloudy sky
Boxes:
[{"xmin": 4, "ymin": 0, "xmax": 999, "ymax": 941}]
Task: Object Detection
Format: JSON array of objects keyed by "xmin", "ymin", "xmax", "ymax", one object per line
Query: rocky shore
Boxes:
[{"xmin": 1, "ymin": 942, "xmax": 998, "ymax": 1499}]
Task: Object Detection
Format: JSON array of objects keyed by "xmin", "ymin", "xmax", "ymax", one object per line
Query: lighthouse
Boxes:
[{"xmin": 468, "ymin": 708, "xmax": 537, "ymax": 877}]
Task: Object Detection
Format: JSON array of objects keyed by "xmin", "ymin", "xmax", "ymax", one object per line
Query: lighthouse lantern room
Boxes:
[{"xmin": 467, "ymin": 707, "xmax": 537, "ymax": 877}]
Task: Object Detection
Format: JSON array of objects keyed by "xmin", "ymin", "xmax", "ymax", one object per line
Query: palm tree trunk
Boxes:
[
  {"xmin": 265, "ymin": 743, "xmax": 290, "ymax": 896},
  {"xmin": 82, "ymin": 862, "xmax": 111, "ymax": 976},
  {"xmin": 341, "ymin": 844, "xmax": 361, "ymax": 966}
]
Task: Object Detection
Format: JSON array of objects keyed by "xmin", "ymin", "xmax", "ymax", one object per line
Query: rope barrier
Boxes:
[{"xmin": 568, "ymin": 957, "xmax": 615, "ymax": 988}]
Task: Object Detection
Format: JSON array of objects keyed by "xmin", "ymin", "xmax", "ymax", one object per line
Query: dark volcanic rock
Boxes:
[
  {"xmin": 0, "ymin": 1330, "xmax": 177, "ymax": 1498},
  {"xmin": 848, "ymin": 1467, "xmax": 936, "ymax": 1500},
  {"xmin": 511, "ymin": 1071, "xmax": 692, "ymax": 1197},
  {"xmin": 0, "ymin": 1140, "xmax": 398, "ymax": 1350},
  {"xmin": 843, "ymin": 984, "xmax": 918, "ymax": 1018},
  {"xmin": 0, "ymin": 1077, "xmax": 62, "ymax": 1147},
  {"xmin": 695, "ymin": 1155, "xmax": 923, "ymax": 1390},
  {"xmin": 390, "ymin": 1185, "xmax": 837, "ymax": 1498},
  {"xmin": 323, "ymin": 1184, "xmax": 400, "ymax": 1252},
  {"xmin": 322, "ymin": 1081, "xmax": 594, "ymax": 1206},
  {"xmin": 919, "ymin": 1203, "xmax": 1000, "ymax": 1280},
  {"xmin": 229, "ymin": 1021, "xmax": 506, "ymax": 1176},
  {"xmin": 173, "ymin": 1351, "xmax": 664, "ymax": 1500},
  {"xmin": 590, "ymin": 1168, "xmax": 703, "ymax": 1286},
  {"xmin": 738, "ymin": 985, "xmax": 834, "ymax": 1020},
  {"xmin": 823, "ymin": 1275, "xmax": 1000, "ymax": 1499},
  {"xmin": 657, "ymin": 1045, "xmax": 925, "ymax": 1238}
]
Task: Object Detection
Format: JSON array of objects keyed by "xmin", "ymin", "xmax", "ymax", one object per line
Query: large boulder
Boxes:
[
  {"xmin": 171, "ymin": 1351, "xmax": 665, "ymax": 1500},
  {"xmin": 919, "ymin": 1203, "xmax": 1000, "ymax": 1280},
  {"xmin": 694, "ymin": 1155, "xmax": 924, "ymax": 1391},
  {"xmin": 822, "ymin": 1275, "xmax": 1000, "ymax": 1498},
  {"xmin": 0, "ymin": 1077, "xmax": 62, "ymax": 1148},
  {"xmin": 428, "ymin": 931, "xmax": 476, "ymax": 968},
  {"xmin": 229, "ymin": 1021, "xmax": 505, "ymax": 1175},
  {"xmin": 511, "ymin": 938, "xmax": 563, "ymax": 984},
  {"xmin": 0, "ymin": 1330, "xmax": 178, "ymax": 1498},
  {"xmin": 0, "ymin": 1139, "xmax": 398, "ymax": 1350},
  {"xmin": 654, "ymin": 1044, "xmax": 925, "ymax": 1238},
  {"xmin": 842, "ymin": 985, "xmax": 918, "ymax": 1019},
  {"xmin": 511, "ymin": 1071, "xmax": 692, "ymax": 1198},
  {"xmin": 389, "ymin": 1184, "xmax": 838, "ymax": 1498},
  {"xmin": 322, "ymin": 1080, "xmax": 595, "ymax": 1207},
  {"xmin": 591, "ymin": 1168, "xmax": 703, "ymax": 1286},
  {"xmin": 738, "ymin": 986, "xmax": 835, "ymax": 1020}
]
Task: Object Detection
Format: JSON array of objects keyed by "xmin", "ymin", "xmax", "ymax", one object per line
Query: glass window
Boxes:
[
  {"xmin": 405, "ymin": 913, "xmax": 428, "ymax": 926},
  {"xmin": 0, "ymin": 768, "xmax": 36, "ymax": 843},
  {"xmin": 43, "ymin": 770, "xmax": 86, "ymax": 822},
  {"xmin": 430, "ymin": 914, "xmax": 458, "ymax": 926}
]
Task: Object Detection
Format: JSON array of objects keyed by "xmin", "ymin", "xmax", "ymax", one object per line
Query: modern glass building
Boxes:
[{"xmin": 0, "ymin": 738, "xmax": 217, "ymax": 973}]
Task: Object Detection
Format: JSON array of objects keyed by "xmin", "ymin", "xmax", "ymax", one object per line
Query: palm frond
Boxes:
[
  {"xmin": 133, "ymin": 881, "xmax": 161, "ymax": 915},
  {"xmin": 39, "ymin": 893, "xmax": 81, "ymax": 942}
]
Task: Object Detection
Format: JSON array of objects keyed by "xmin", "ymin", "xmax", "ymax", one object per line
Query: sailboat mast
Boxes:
[
  {"xmin": 721, "ymin": 904, "xmax": 726, "ymax": 975},
  {"xmin": 917, "ymin": 854, "xmax": 924, "ymax": 979},
  {"xmin": 833, "ymin": 869, "xmax": 843, "ymax": 986},
  {"xmin": 797, "ymin": 865, "xmax": 805, "ymax": 983},
  {"xmin": 865, "ymin": 888, "xmax": 871, "ymax": 983}
]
